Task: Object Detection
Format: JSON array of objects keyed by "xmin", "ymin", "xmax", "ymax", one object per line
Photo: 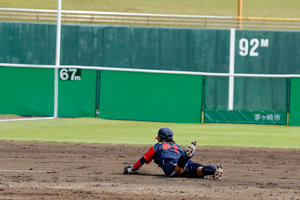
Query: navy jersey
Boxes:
[{"xmin": 153, "ymin": 142, "xmax": 183, "ymax": 168}]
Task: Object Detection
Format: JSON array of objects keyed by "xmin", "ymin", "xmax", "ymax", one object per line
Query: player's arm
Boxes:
[{"xmin": 123, "ymin": 146, "xmax": 155, "ymax": 174}]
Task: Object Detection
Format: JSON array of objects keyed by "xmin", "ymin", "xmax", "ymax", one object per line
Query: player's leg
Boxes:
[
  {"xmin": 174, "ymin": 141, "xmax": 197, "ymax": 175},
  {"xmin": 181, "ymin": 160, "xmax": 223, "ymax": 179},
  {"xmin": 174, "ymin": 141, "xmax": 223, "ymax": 179},
  {"xmin": 196, "ymin": 163, "xmax": 223, "ymax": 179},
  {"xmin": 196, "ymin": 165, "xmax": 216, "ymax": 177}
]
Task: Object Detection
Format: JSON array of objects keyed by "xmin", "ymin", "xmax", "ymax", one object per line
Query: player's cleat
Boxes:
[
  {"xmin": 213, "ymin": 164, "xmax": 223, "ymax": 180},
  {"xmin": 185, "ymin": 141, "xmax": 197, "ymax": 158}
]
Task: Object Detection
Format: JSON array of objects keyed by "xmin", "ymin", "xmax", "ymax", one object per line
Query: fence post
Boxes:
[{"xmin": 238, "ymin": 0, "xmax": 243, "ymax": 29}]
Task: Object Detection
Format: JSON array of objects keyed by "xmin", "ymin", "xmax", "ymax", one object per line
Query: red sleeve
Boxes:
[
  {"xmin": 143, "ymin": 146, "xmax": 155, "ymax": 164},
  {"xmin": 133, "ymin": 146, "xmax": 155, "ymax": 170}
]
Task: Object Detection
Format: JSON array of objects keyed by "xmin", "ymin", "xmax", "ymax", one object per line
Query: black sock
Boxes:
[{"xmin": 202, "ymin": 165, "xmax": 216, "ymax": 176}]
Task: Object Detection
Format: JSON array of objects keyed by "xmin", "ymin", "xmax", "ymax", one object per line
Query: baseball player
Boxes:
[{"xmin": 124, "ymin": 128, "xmax": 223, "ymax": 179}]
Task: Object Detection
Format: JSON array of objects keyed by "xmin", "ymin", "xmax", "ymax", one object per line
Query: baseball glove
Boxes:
[{"xmin": 123, "ymin": 164, "xmax": 138, "ymax": 174}]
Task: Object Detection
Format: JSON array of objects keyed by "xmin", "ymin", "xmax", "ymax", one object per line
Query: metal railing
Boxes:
[{"xmin": 1, "ymin": 8, "xmax": 300, "ymax": 30}]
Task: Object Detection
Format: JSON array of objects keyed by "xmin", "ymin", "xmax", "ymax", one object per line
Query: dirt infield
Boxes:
[{"xmin": 0, "ymin": 141, "xmax": 299, "ymax": 200}]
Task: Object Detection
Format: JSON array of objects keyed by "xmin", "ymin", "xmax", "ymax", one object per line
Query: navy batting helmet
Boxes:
[{"xmin": 156, "ymin": 128, "xmax": 173, "ymax": 140}]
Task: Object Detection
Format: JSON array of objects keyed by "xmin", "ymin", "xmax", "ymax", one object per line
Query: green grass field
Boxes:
[
  {"xmin": 1, "ymin": 0, "xmax": 300, "ymax": 18},
  {"xmin": 0, "ymin": 118, "xmax": 299, "ymax": 149}
]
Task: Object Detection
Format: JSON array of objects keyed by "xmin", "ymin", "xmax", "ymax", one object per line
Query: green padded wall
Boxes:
[
  {"xmin": 58, "ymin": 69, "xmax": 97, "ymax": 117},
  {"xmin": 99, "ymin": 71, "xmax": 202, "ymax": 123},
  {"xmin": 290, "ymin": 78, "xmax": 300, "ymax": 126},
  {"xmin": 0, "ymin": 67, "xmax": 54, "ymax": 116}
]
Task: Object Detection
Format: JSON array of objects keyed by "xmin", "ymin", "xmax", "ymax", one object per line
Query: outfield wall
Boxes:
[
  {"xmin": 0, "ymin": 22, "xmax": 300, "ymax": 125},
  {"xmin": 290, "ymin": 78, "xmax": 300, "ymax": 126},
  {"xmin": 0, "ymin": 67, "xmax": 54, "ymax": 116},
  {"xmin": 99, "ymin": 71, "xmax": 203, "ymax": 123}
]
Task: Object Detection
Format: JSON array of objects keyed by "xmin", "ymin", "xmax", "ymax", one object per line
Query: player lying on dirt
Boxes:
[{"xmin": 124, "ymin": 128, "xmax": 223, "ymax": 179}]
